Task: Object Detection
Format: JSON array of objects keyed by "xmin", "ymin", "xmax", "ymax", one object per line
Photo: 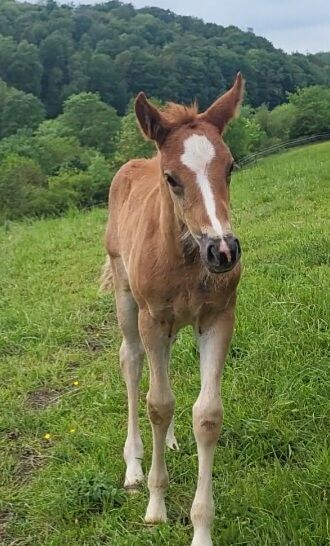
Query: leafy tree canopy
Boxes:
[
  {"xmin": 61, "ymin": 92, "xmax": 121, "ymax": 155},
  {"xmin": 0, "ymin": 0, "xmax": 327, "ymax": 117},
  {"xmin": 0, "ymin": 78, "xmax": 45, "ymax": 138}
]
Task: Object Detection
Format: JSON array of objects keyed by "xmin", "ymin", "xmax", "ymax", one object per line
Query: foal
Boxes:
[{"xmin": 103, "ymin": 74, "xmax": 244, "ymax": 546}]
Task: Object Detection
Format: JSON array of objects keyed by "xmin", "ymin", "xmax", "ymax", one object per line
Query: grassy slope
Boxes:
[{"xmin": 0, "ymin": 142, "xmax": 329, "ymax": 546}]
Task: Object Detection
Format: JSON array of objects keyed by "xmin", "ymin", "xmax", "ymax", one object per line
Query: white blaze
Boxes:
[{"xmin": 180, "ymin": 133, "xmax": 223, "ymax": 237}]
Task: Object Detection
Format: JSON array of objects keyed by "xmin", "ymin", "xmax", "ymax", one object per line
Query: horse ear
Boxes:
[
  {"xmin": 200, "ymin": 73, "xmax": 245, "ymax": 133},
  {"xmin": 135, "ymin": 92, "xmax": 169, "ymax": 146}
]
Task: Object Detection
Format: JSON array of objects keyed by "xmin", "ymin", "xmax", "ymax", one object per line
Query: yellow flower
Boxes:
[
  {"xmin": 44, "ymin": 433, "xmax": 52, "ymax": 440},
  {"xmin": 69, "ymin": 428, "xmax": 76, "ymax": 433},
  {"xmin": 72, "ymin": 380, "xmax": 79, "ymax": 386}
]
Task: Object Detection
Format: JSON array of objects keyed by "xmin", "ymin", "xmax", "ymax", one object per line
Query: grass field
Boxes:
[{"xmin": 0, "ymin": 142, "xmax": 329, "ymax": 546}]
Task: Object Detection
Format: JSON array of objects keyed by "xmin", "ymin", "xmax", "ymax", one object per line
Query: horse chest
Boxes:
[{"xmin": 145, "ymin": 279, "xmax": 232, "ymax": 329}]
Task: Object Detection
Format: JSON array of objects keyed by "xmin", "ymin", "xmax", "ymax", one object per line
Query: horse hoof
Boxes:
[{"xmin": 145, "ymin": 499, "xmax": 167, "ymax": 524}]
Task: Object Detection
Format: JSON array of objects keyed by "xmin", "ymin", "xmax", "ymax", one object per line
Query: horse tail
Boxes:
[{"xmin": 100, "ymin": 255, "xmax": 113, "ymax": 292}]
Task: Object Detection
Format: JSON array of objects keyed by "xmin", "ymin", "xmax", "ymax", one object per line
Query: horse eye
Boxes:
[{"xmin": 164, "ymin": 173, "xmax": 181, "ymax": 190}]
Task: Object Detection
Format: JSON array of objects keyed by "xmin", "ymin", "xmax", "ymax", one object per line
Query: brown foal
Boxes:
[{"xmin": 103, "ymin": 73, "xmax": 244, "ymax": 546}]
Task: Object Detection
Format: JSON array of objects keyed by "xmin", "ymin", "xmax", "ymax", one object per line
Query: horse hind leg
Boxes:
[
  {"xmin": 112, "ymin": 258, "xmax": 145, "ymax": 489},
  {"xmin": 120, "ymin": 334, "xmax": 145, "ymax": 489}
]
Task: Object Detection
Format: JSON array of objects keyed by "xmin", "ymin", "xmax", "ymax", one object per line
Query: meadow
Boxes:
[{"xmin": 0, "ymin": 142, "xmax": 329, "ymax": 546}]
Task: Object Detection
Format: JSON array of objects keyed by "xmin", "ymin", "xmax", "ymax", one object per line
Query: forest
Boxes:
[{"xmin": 0, "ymin": 0, "xmax": 330, "ymax": 221}]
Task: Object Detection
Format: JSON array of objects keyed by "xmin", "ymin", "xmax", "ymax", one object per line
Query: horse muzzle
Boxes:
[{"xmin": 199, "ymin": 234, "xmax": 241, "ymax": 274}]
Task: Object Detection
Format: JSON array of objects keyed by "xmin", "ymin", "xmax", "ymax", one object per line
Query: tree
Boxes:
[
  {"xmin": 0, "ymin": 0, "xmax": 328, "ymax": 118},
  {"xmin": 40, "ymin": 31, "xmax": 73, "ymax": 116},
  {"xmin": 48, "ymin": 170, "xmax": 93, "ymax": 208},
  {"xmin": 1, "ymin": 88, "xmax": 45, "ymax": 138},
  {"xmin": 64, "ymin": 50, "xmax": 91, "ymax": 99},
  {"xmin": 0, "ymin": 35, "xmax": 16, "ymax": 83},
  {"xmin": 115, "ymin": 48, "xmax": 162, "ymax": 99},
  {"xmin": 34, "ymin": 135, "xmax": 90, "ymax": 176},
  {"xmin": 61, "ymin": 92, "xmax": 121, "ymax": 155},
  {"xmin": 0, "ymin": 128, "xmax": 36, "ymax": 162},
  {"xmin": 87, "ymin": 153, "xmax": 113, "ymax": 204},
  {"xmin": 288, "ymin": 86, "xmax": 330, "ymax": 138},
  {"xmin": 268, "ymin": 103, "xmax": 296, "ymax": 141},
  {"xmin": 87, "ymin": 52, "xmax": 127, "ymax": 114},
  {"xmin": 224, "ymin": 106, "xmax": 266, "ymax": 160},
  {"xmin": 0, "ymin": 36, "xmax": 43, "ymax": 97},
  {"xmin": 0, "ymin": 154, "xmax": 45, "ymax": 220},
  {"xmin": 6, "ymin": 40, "xmax": 42, "ymax": 97},
  {"xmin": 254, "ymin": 104, "xmax": 270, "ymax": 134},
  {"xmin": 35, "ymin": 117, "xmax": 73, "ymax": 140}
]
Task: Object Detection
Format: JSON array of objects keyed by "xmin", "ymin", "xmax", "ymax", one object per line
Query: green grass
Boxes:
[{"xmin": 0, "ymin": 142, "xmax": 329, "ymax": 546}]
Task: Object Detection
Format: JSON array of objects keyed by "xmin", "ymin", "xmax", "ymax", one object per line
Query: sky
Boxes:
[{"xmin": 73, "ymin": 0, "xmax": 330, "ymax": 53}]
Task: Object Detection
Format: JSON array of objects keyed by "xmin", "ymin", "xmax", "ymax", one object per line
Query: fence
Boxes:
[{"xmin": 236, "ymin": 133, "xmax": 330, "ymax": 169}]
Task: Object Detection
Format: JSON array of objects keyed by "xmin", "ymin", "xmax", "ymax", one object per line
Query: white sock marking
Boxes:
[{"xmin": 181, "ymin": 134, "xmax": 223, "ymax": 237}]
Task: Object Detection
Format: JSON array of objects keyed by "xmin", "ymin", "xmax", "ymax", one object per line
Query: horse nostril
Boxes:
[
  {"xmin": 230, "ymin": 237, "xmax": 241, "ymax": 262},
  {"xmin": 224, "ymin": 235, "xmax": 241, "ymax": 263},
  {"xmin": 207, "ymin": 243, "xmax": 229, "ymax": 267},
  {"xmin": 207, "ymin": 243, "xmax": 220, "ymax": 266}
]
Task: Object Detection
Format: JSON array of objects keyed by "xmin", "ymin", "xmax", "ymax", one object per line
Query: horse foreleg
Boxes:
[
  {"xmin": 191, "ymin": 306, "xmax": 235, "ymax": 546},
  {"xmin": 139, "ymin": 309, "xmax": 175, "ymax": 523}
]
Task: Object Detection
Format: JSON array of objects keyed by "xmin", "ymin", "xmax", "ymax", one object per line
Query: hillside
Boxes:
[
  {"xmin": 0, "ymin": 0, "xmax": 329, "ymax": 117},
  {"xmin": 0, "ymin": 143, "xmax": 329, "ymax": 545}
]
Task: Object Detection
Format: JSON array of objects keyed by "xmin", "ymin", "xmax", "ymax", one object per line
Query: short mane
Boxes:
[{"xmin": 160, "ymin": 101, "xmax": 199, "ymax": 126}]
